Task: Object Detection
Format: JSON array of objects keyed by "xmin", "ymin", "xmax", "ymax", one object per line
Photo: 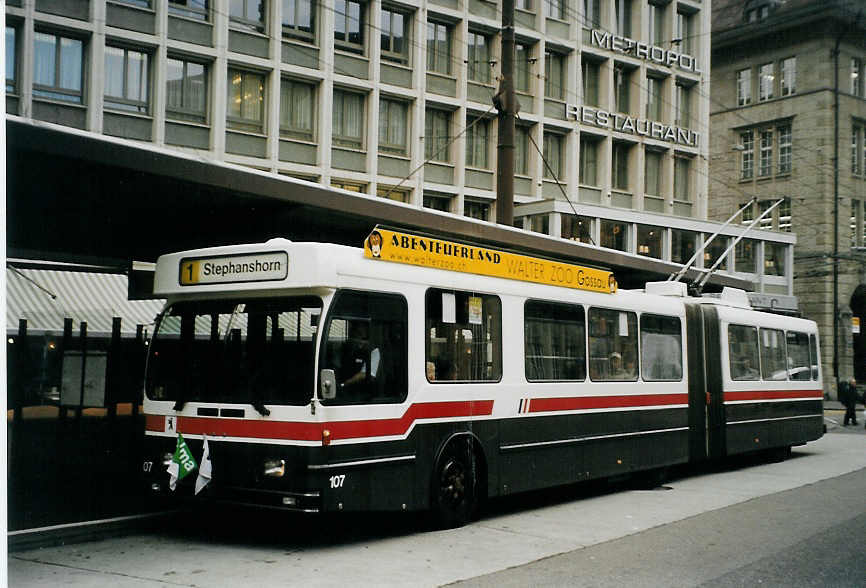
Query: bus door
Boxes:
[
  {"xmin": 702, "ymin": 306, "xmax": 725, "ymax": 459},
  {"xmin": 684, "ymin": 304, "xmax": 724, "ymax": 461}
]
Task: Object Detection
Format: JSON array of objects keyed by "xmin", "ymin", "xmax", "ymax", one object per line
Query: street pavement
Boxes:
[{"xmin": 7, "ymin": 413, "xmax": 866, "ymax": 588}]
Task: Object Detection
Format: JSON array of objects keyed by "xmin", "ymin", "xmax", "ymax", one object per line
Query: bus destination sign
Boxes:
[
  {"xmin": 364, "ymin": 228, "xmax": 616, "ymax": 294},
  {"xmin": 179, "ymin": 252, "xmax": 289, "ymax": 286}
]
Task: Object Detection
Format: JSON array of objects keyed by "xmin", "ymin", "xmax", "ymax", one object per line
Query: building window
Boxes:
[
  {"xmin": 543, "ymin": 132, "xmax": 564, "ymax": 180},
  {"xmin": 614, "ymin": 64, "xmax": 631, "ymax": 114},
  {"xmin": 282, "ymin": 0, "xmax": 315, "ymax": 41},
  {"xmin": 332, "ymin": 88, "xmax": 365, "ymax": 149},
  {"xmin": 852, "ymin": 58, "xmax": 862, "ymax": 96},
  {"xmin": 376, "ymin": 186, "xmax": 410, "ymax": 203},
  {"xmin": 759, "ymin": 129, "xmax": 773, "ymax": 177},
  {"xmin": 425, "ymin": 108, "xmax": 451, "ymax": 162},
  {"xmin": 853, "ymin": 124, "xmax": 863, "ymax": 176},
  {"xmin": 529, "ymin": 214, "xmax": 549, "ymax": 234},
  {"xmin": 737, "ymin": 68, "xmax": 751, "ymax": 106},
  {"xmin": 758, "ymin": 199, "xmax": 773, "ymax": 230},
  {"xmin": 166, "ymin": 57, "xmax": 207, "ymax": 123},
  {"xmin": 584, "ymin": 0, "xmax": 600, "ymax": 28},
  {"xmin": 227, "ymin": 68, "xmax": 265, "ymax": 132},
  {"xmin": 764, "ymin": 242, "xmax": 786, "ymax": 276},
  {"xmin": 676, "ymin": 10, "xmax": 692, "ymax": 55},
  {"xmin": 562, "ymin": 215, "xmax": 593, "ymax": 243},
  {"xmin": 335, "ymin": 0, "xmax": 364, "ymax": 53},
  {"xmin": 545, "ymin": 50, "xmax": 566, "ymax": 100},
  {"xmin": 516, "ymin": 42, "xmax": 532, "ymax": 94},
  {"xmin": 671, "ymin": 229, "xmax": 696, "ymax": 264},
  {"xmin": 380, "ymin": 6, "xmax": 409, "ymax": 64},
  {"xmin": 778, "ymin": 124, "xmax": 792, "ymax": 174},
  {"xmin": 466, "ymin": 117, "xmax": 490, "ymax": 169},
  {"xmin": 778, "ymin": 197, "xmax": 792, "ymax": 232},
  {"xmin": 544, "ymin": 0, "xmax": 564, "ymax": 20},
  {"xmin": 781, "ymin": 57, "xmax": 796, "ymax": 96},
  {"xmin": 6, "ymin": 26, "xmax": 16, "ymax": 94},
  {"xmin": 646, "ymin": 75, "xmax": 662, "ymax": 120},
  {"xmin": 331, "ymin": 180, "xmax": 367, "ymax": 192},
  {"xmin": 740, "ymin": 131, "xmax": 754, "ymax": 179},
  {"xmin": 735, "ymin": 238, "xmax": 757, "ymax": 273},
  {"xmin": 675, "ymin": 83, "xmax": 691, "ymax": 127},
  {"xmin": 579, "ymin": 136, "xmax": 599, "ymax": 186},
  {"xmin": 230, "ymin": 0, "xmax": 266, "ymax": 33},
  {"xmin": 674, "ymin": 155, "xmax": 691, "ymax": 201},
  {"xmin": 600, "ymin": 219, "xmax": 628, "ymax": 251},
  {"xmin": 468, "ymin": 31, "xmax": 492, "ymax": 84},
  {"xmin": 515, "ymin": 125, "xmax": 530, "ymax": 176},
  {"xmin": 612, "ymin": 142, "xmax": 630, "ymax": 190},
  {"xmin": 759, "ymin": 63, "xmax": 774, "ymax": 101},
  {"xmin": 649, "ymin": 2, "xmax": 665, "ymax": 46},
  {"xmin": 516, "ymin": 0, "xmax": 533, "ymax": 11},
  {"xmin": 169, "ymin": 0, "xmax": 210, "ymax": 21},
  {"xmin": 582, "ymin": 59, "xmax": 599, "ymax": 107},
  {"xmin": 464, "ymin": 198, "xmax": 490, "ymax": 221},
  {"xmin": 745, "ymin": 3, "xmax": 770, "ymax": 22},
  {"xmin": 615, "ymin": 0, "xmax": 632, "ymax": 37},
  {"xmin": 104, "ymin": 46, "xmax": 149, "ymax": 114},
  {"xmin": 704, "ymin": 237, "xmax": 729, "ymax": 271},
  {"xmin": 32, "ymin": 31, "xmax": 84, "ymax": 104},
  {"xmin": 424, "ymin": 192, "xmax": 451, "ymax": 211},
  {"xmin": 378, "ymin": 97, "xmax": 408, "ymax": 155},
  {"xmin": 741, "ymin": 200, "xmax": 755, "ymax": 224},
  {"xmin": 637, "ymin": 225, "xmax": 662, "ymax": 258},
  {"xmin": 426, "ymin": 21, "xmax": 451, "ymax": 75},
  {"xmin": 280, "ymin": 78, "xmax": 315, "ymax": 141},
  {"xmin": 645, "ymin": 149, "xmax": 662, "ymax": 196}
]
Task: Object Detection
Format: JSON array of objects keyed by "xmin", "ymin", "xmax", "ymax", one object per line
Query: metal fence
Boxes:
[{"xmin": 7, "ymin": 317, "xmax": 155, "ymax": 531}]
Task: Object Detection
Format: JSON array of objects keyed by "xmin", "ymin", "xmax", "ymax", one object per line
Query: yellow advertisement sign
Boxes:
[{"xmin": 364, "ymin": 228, "xmax": 615, "ymax": 294}]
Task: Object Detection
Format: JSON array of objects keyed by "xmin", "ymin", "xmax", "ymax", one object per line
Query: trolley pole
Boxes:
[{"xmin": 495, "ymin": 0, "xmax": 517, "ymax": 226}]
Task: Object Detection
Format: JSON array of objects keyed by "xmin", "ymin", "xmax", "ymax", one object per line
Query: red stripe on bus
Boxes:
[
  {"xmin": 528, "ymin": 393, "xmax": 688, "ymax": 413},
  {"xmin": 723, "ymin": 389, "xmax": 823, "ymax": 402},
  {"xmin": 145, "ymin": 415, "xmax": 165, "ymax": 431},
  {"xmin": 146, "ymin": 400, "xmax": 494, "ymax": 441}
]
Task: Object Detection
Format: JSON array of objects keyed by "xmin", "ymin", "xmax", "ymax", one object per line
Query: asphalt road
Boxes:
[{"xmin": 7, "ymin": 427, "xmax": 866, "ymax": 588}]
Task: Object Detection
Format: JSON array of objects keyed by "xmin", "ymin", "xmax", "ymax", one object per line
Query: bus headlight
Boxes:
[
  {"xmin": 263, "ymin": 459, "xmax": 286, "ymax": 478},
  {"xmin": 162, "ymin": 452, "xmax": 173, "ymax": 466}
]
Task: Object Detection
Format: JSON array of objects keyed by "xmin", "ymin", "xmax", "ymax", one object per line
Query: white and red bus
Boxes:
[{"xmin": 141, "ymin": 228, "xmax": 824, "ymax": 527}]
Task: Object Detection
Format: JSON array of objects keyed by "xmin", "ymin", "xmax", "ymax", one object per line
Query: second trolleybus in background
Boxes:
[{"xmin": 141, "ymin": 227, "xmax": 824, "ymax": 527}]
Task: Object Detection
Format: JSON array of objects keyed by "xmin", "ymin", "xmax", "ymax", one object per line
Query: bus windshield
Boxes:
[{"xmin": 145, "ymin": 296, "xmax": 322, "ymax": 407}]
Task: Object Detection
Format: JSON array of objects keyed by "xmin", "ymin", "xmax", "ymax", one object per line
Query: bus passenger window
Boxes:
[
  {"xmin": 588, "ymin": 308, "xmax": 638, "ymax": 381},
  {"xmin": 425, "ymin": 289, "xmax": 502, "ymax": 382},
  {"xmin": 728, "ymin": 324, "xmax": 760, "ymax": 381},
  {"xmin": 786, "ymin": 331, "xmax": 811, "ymax": 381},
  {"xmin": 759, "ymin": 328, "xmax": 787, "ymax": 380},
  {"xmin": 809, "ymin": 334, "xmax": 820, "ymax": 380},
  {"xmin": 320, "ymin": 290, "xmax": 408, "ymax": 405},
  {"xmin": 640, "ymin": 315, "xmax": 682, "ymax": 381},
  {"xmin": 524, "ymin": 301, "xmax": 585, "ymax": 382}
]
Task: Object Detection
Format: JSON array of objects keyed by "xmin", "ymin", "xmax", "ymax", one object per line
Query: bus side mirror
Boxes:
[{"xmin": 320, "ymin": 369, "xmax": 336, "ymax": 400}]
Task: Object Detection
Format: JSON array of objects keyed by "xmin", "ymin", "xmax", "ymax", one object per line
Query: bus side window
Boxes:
[
  {"xmin": 524, "ymin": 301, "xmax": 585, "ymax": 382},
  {"xmin": 319, "ymin": 290, "xmax": 408, "ymax": 405},
  {"xmin": 728, "ymin": 324, "xmax": 760, "ymax": 381},
  {"xmin": 809, "ymin": 334, "xmax": 820, "ymax": 380},
  {"xmin": 588, "ymin": 308, "xmax": 638, "ymax": 381},
  {"xmin": 640, "ymin": 314, "xmax": 682, "ymax": 381},
  {"xmin": 759, "ymin": 327, "xmax": 787, "ymax": 380},
  {"xmin": 785, "ymin": 331, "xmax": 811, "ymax": 381},
  {"xmin": 425, "ymin": 289, "xmax": 502, "ymax": 382}
]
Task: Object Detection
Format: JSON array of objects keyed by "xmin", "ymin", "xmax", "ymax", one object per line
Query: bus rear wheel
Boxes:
[{"xmin": 432, "ymin": 441, "xmax": 478, "ymax": 529}]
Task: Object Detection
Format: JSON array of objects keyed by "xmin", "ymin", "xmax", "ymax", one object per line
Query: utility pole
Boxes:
[{"xmin": 494, "ymin": 0, "xmax": 517, "ymax": 226}]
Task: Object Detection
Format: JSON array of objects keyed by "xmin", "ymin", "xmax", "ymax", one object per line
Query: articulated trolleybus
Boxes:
[{"xmin": 142, "ymin": 227, "xmax": 824, "ymax": 527}]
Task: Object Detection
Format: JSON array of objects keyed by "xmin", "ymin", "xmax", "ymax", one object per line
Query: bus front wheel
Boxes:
[{"xmin": 431, "ymin": 441, "xmax": 479, "ymax": 529}]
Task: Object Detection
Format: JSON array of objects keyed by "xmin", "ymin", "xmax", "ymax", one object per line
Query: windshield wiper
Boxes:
[{"xmin": 251, "ymin": 401, "xmax": 271, "ymax": 417}]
